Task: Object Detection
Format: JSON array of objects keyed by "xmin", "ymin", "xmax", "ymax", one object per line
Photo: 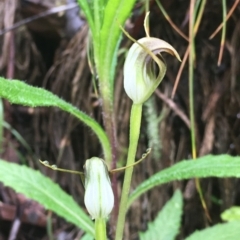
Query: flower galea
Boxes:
[{"xmin": 124, "ymin": 37, "xmax": 181, "ymax": 104}]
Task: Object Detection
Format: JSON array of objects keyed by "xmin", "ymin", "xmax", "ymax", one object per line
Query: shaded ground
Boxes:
[{"xmin": 0, "ymin": 0, "xmax": 240, "ymax": 239}]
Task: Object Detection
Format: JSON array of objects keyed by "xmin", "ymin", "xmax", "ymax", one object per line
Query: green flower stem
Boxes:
[
  {"xmin": 115, "ymin": 103, "xmax": 143, "ymax": 240},
  {"xmin": 95, "ymin": 218, "xmax": 107, "ymax": 240}
]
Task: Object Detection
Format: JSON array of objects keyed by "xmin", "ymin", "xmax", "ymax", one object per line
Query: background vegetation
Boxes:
[{"xmin": 0, "ymin": 0, "xmax": 240, "ymax": 239}]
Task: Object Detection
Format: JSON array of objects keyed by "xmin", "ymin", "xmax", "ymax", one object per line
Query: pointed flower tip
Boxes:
[
  {"xmin": 168, "ymin": 47, "xmax": 182, "ymax": 62},
  {"xmin": 84, "ymin": 157, "xmax": 114, "ymax": 219},
  {"xmin": 167, "ymin": 47, "xmax": 182, "ymax": 62}
]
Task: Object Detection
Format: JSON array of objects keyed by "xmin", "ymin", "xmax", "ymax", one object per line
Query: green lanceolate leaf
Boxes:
[
  {"xmin": 98, "ymin": 0, "xmax": 137, "ymax": 92},
  {"xmin": 84, "ymin": 0, "xmax": 138, "ymax": 102},
  {"xmin": 0, "ymin": 159, "xmax": 95, "ymax": 235},
  {"xmin": 81, "ymin": 233, "xmax": 94, "ymax": 240},
  {"xmin": 77, "ymin": 0, "xmax": 94, "ymax": 33},
  {"xmin": 128, "ymin": 155, "xmax": 240, "ymax": 207},
  {"xmin": 0, "ymin": 78, "xmax": 111, "ymax": 163},
  {"xmin": 221, "ymin": 206, "xmax": 240, "ymax": 222},
  {"xmin": 185, "ymin": 221, "xmax": 240, "ymax": 240},
  {"xmin": 139, "ymin": 190, "xmax": 183, "ymax": 240}
]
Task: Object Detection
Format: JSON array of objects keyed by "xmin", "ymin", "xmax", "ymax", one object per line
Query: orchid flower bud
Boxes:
[
  {"xmin": 124, "ymin": 37, "xmax": 181, "ymax": 104},
  {"xmin": 84, "ymin": 157, "xmax": 114, "ymax": 219}
]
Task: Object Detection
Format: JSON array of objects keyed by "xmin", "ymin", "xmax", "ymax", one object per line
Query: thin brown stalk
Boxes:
[
  {"xmin": 189, "ymin": 0, "xmax": 211, "ymax": 222},
  {"xmin": 217, "ymin": 0, "xmax": 227, "ymax": 66},
  {"xmin": 171, "ymin": 47, "xmax": 189, "ymax": 99},
  {"xmin": 209, "ymin": 0, "xmax": 240, "ymax": 39},
  {"xmin": 171, "ymin": 0, "xmax": 206, "ymax": 99},
  {"xmin": 155, "ymin": 0, "xmax": 189, "ymax": 41},
  {"xmin": 155, "ymin": 89, "xmax": 190, "ymax": 128}
]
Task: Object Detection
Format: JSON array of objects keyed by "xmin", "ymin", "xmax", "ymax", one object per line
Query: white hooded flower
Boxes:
[
  {"xmin": 124, "ymin": 37, "xmax": 181, "ymax": 104},
  {"xmin": 84, "ymin": 157, "xmax": 114, "ymax": 219}
]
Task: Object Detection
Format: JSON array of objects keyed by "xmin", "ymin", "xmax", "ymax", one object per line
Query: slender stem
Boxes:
[
  {"xmin": 91, "ymin": 0, "xmax": 118, "ymax": 227},
  {"xmin": 189, "ymin": 0, "xmax": 211, "ymax": 221},
  {"xmin": 209, "ymin": 0, "xmax": 239, "ymax": 40},
  {"xmin": 106, "ymin": 101, "xmax": 119, "ymax": 228},
  {"xmin": 217, "ymin": 0, "xmax": 226, "ymax": 66},
  {"xmin": 98, "ymin": 74, "xmax": 119, "ymax": 231},
  {"xmin": 171, "ymin": 0, "xmax": 206, "ymax": 99},
  {"xmin": 189, "ymin": 1, "xmax": 196, "ymax": 159},
  {"xmin": 95, "ymin": 218, "xmax": 107, "ymax": 240},
  {"xmin": 155, "ymin": 0, "xmax": 189, "ymax": 41},
  {"xmin": 100, "ymin": 97, "xmax": 116, "ymax": 166},
  {"xmin": 115, "ymin": 103, "xmax": 142, "ymax": 240},
  {"xmin": 46, "ymin": 211, "xmax": 54, "ymax": 240},
  {"xmin": 92, "ymin": 0, "xmax": 115, "ymax": 166},
  {"xmin": 193, "ymin": 0, "xmax": 206, "ymax": 34}
]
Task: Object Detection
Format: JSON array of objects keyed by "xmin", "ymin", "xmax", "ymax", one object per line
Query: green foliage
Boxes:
[
  {"xmin": 77, "ymin": 0, "xmax": 94, "ymax": 32},
  {"xmin": 221, "ymin": 206, "xmax": 240, "ymax": 222},
  {"xmin": 185, "ymin": 221, "xmax": 240, "ymax": 240},
  {"xmin": 139, "ymin": 190, "xmax": 240, "ymax": 240},
  {"xmin": 139, "ymin": 190, "xmax": 183, "ymax": 240},
  {"xmin": 79, "ymin": 0, "xmax": 137, "ymax": 99},
  {"xmin": 0, "ymin": 1, "xmax": 238, "ymax": 239},
  {"xmin": 0, "ymin": 77, "xmax": 111, "ymax": 163},
  {"xmin": 98, "ymin": 0, "xmax": 137, "ymax": 89},
  {"xmin": 0, "ymin": 159, "xmax": 95, "ymax": 236},
  {"xmin": 81, "ymin": 233, "xmax": 94, "ymax": 240},
  {"xmin": 128, "ymin": 155, "xmax": 240, "ymax": 207}
]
